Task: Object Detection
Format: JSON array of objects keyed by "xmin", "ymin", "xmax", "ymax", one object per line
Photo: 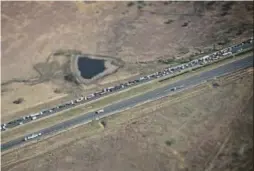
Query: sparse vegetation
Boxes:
[
  {"xmin": 158, "ymin": 57, "xmax": 190, "ymax": 65},
  {"xmin": 222, "ymin": 2, "xmax": 235, "ymax": 12},
  {"xmin": 127, "ymin": 2, "xmax": 134, "ymax": 7},
  {"xmin": 64, "ymin": 74, "xmax": 76, "ymax": 83},
  {"xmin": 212, "ymin": 82, "xmax": 220, "ymax": 87},
  {"xmin": 163, "ymin": 1, "xmax": 170, "ymax": 5},
  {"xmin": 182, "ymin": 22, "xmax": 189, "ymax": 27},
  {"xmin": 100, "ymin": 120, "xmax": 106, "ymax": 128},
  {"xmin": 220, "ymin": 11, "xmax": 228, "ymax": 17},
  {"xmin": 178, "ymin": 47, "xmax": 190, "ymax": 55},
  {"xmin": 13, "ymin": 98, "xmax": 24, "ymax": 104},
  {"xmin": 137, "ymin": 1, "xmax": 146, "ymax": 10},
  {"xmin": 164, "ymin": 19, "xmax": 174, "ymax": 24},
  {"xmin": 158, "ymin": 58, "xmax": 176, "ymax": 64},
  {"xmin": 54, "ymin": 88, "xmax": 62, "ymax": 94},
  {"xmin": 217, "ymin": 38, "xmax": 230, "ymax": 46},
  {"xmin": 206, "ymin": 1, "xmax": 216, "ymax": 7},
  {"xmin": 165, "ymin": 139, "xmax": 175, "ymax": 146},
  {"xmin": 53, "ymin": 49, "xmax": 82, "ymax": 57}
]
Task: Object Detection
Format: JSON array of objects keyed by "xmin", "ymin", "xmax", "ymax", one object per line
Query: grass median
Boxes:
[{"xmin": 2, "ymin": 48, "xmax": 253, "ymax": 143}]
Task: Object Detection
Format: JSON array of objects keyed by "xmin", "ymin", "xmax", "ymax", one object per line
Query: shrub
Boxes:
[
  {"xmin": 165, "ymin": 140, "xmax": 175, "ymax": 146},
  {"xmin": 64, "ymin": 74, "xmax": 76, "ymax": 82},
  {"xmin": 164, "ymin": 19, "xmax": 174, "ymax": 24},
  {"xmin": 13, "ymin": 98, "xmax": 24, "ymax": 104},
  {"xmin": 182, "ymin": 22, "xmax": 188, "ymax": 27},
  {"xmin": 127, "ymin": 2, "xmax": 134, "ymax": 7}
]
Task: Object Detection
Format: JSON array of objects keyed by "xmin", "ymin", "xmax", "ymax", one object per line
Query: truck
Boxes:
[{"xmin": 24, "ymin": 133, "xmax": 42, "ymax": 141}]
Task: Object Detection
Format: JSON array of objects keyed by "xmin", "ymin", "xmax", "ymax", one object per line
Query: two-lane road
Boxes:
[{"xmin": 1, "ymin": 55, "xmax": 253, "ymax": 151}]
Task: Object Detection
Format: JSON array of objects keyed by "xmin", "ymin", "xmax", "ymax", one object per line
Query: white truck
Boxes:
[{"xmin": 24, "ymin": 133, "xmax": 42, "ymax": 141}]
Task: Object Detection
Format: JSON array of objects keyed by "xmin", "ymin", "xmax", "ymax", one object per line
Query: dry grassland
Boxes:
[
  {"xmin": 1, "ymin": 1, "xmax": 253, "ymax": 117},
  {"xmin": 1, "ymin": 82, "xmax": 67, "ymax": 122},
  {"xmin": 1, "ymin": 67, "xmax": 253, "ymax": 171}
]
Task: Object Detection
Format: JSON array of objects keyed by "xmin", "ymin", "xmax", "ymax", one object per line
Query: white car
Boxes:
[
  {"xmin": 1, "ymin": 124, "xmax": 6, "ymax": 131},
  {"xmin": 95, "ymin": 109, "xmax": 104, "ymax": 114}
]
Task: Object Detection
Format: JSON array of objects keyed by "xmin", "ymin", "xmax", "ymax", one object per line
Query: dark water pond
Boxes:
[{"xmin": 77, "ymin": 57, "xmax": 106, "ymax": 79}]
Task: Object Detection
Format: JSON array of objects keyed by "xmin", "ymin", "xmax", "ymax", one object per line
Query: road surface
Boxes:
[{"xmin": 1, "ymin": 55, "xmax": 253, "ymax": 151}]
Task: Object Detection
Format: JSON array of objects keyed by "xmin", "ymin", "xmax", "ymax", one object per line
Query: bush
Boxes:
[
  {"xmin": 13, "ymin": 98, "xmax": 24, "ymax": 104},
  {"xmin": 64, "ymin": 74, "xmax": 76, "ymax": 82},
  {"xmin": 53, "ymin": 49, "xmax": 66, "ymax": 56},
  {"xmin": 178, "ymin": 47, "xmax": 190, "ymax": 54},
  {"xmin": 137, "ymin": 1, "xmax": 146, "ymax": 10},
  {"xmin": 158, "ymin": 58, "xmax": 175, "ymax": 64},
  {"xmin": 165, "ymin": 140, "xmax": 175, "ymax": 146},
  {"xmin": 100, "ymin": 121, "xmax": 107, "ymax": 127},
  {"xmin": 164, "ymin": 19, "xmax": 174, "ymax": 25},
  {"xmin": 222, "ymin": 2, "xmax": 235, "ymax": 12},
  {"xmin": 220, "ymin": 11, "xmax": 228, "ymax": 16},
  {"xmin": 206, "ymin": 1, "xmax": 215, "ymax": 6},
  {"xmin": 53, "ymin": 49, "xmax": 82, "ymax": 57},
  {"xmin": 127, "ymin": 2, "xmax": 134, "ymax": 7},
  {"xmin": 163, "ymin": 1, "xmax": 170, "ymax": 5},
  {"xmin": 137, "ymin": 1, "xmax": 145, "ymax": 5},
  {"xmin": 54, "ymin": 88, "xmax": 62, "ymax": 94},
  {"xmin": 212, "ymin": 82, "xmax": 220, "ymax": 87},
  {"xmin": 179, "ymin": 58, "xmax": 190, "ymax": 64},
  {"xmin": 182, "ymin": 22, "xmax": 188, "ymax": 27}
]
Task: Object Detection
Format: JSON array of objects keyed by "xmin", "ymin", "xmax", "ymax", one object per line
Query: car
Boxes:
[
  {"xmin": 171, "ymin": 87, "xmax": 177, "ymax": 91},
  {"xmin": 95, "ymin": 109, "xmax": 104, "ymax": 114},
  {"xmin": 1, "ymin": 124, "xmax": 7, "ymax": 131},
  {"xmin": 23, "ymin": 116, "xmax": 29, "ymax": 119}
]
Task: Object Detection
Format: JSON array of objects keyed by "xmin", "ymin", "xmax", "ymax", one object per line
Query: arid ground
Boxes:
[
  {"xmin": 1, "ymin": 67, "xmax": 253, "ymax": 171},
  {"xmin": 1, "ymin": 1, "xmax": 253, "ymax": 118}
]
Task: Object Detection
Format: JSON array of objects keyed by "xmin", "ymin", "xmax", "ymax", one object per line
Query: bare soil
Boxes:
[{"xmin": 1, "ymin": 68, "xmax": 253, "ymax": 171}]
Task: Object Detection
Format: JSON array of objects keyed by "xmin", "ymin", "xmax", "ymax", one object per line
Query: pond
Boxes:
[{"xmin": 77, "ymin": 56, "xmax": 106, "ymax": 79}]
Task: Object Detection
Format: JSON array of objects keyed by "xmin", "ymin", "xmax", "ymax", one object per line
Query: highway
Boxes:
[
  {"xmin": 1, "ymin": 55, "xmax": 253, "ymax": 151},
  {"xmin": 1, "ymin": 38, "xmax": 253, "ymax": 132}
]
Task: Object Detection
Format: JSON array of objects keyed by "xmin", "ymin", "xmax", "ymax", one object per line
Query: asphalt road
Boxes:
[{"xmin": 1, "ymin": 55, "xmax": 253, "ymax": 151}]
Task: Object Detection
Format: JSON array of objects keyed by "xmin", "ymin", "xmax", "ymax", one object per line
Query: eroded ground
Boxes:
[
  {"xmin": 1, "ymin": 1, "xmax": 253, "ymax": 117},
  {"xmin": 2, "ymin": 68, "xmax": 253, "ymax": 171}
]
